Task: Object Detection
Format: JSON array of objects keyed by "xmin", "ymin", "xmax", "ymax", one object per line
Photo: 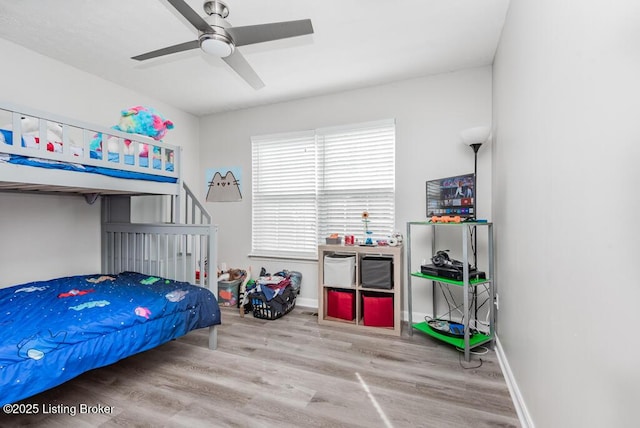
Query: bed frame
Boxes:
[{"xmin": 0, "ymin": 101, "xmax": 218, "ymax": 349}]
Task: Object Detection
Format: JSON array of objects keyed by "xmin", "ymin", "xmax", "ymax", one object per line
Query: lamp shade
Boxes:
[{"xmin": 460, "ymin": 126, "xmax": 491, "ymax": 146}]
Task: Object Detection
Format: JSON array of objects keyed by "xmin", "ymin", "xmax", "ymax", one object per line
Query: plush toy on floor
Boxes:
[{"xmin": 90, "ymin": 106, "xmax": 174, "ymax": 158}]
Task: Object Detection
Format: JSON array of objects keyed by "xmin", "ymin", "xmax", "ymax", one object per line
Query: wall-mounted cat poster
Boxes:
[{"xmin": 206, "ymin": 167, "xmax": 242, "ymax": 202}]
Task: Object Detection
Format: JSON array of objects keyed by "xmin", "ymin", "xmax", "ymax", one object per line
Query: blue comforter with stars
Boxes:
[{"xmin": 0, "ymin": 271, "xmax": 220, "ymax": 405}]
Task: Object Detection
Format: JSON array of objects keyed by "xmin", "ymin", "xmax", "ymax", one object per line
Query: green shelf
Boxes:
[
  {"xmin": 410, "ymin": 272, "xmax": 491, "ymax": 287},
  {"xmin": 412, "ymin": 321, "xmax": 492, "ymax": 349}
]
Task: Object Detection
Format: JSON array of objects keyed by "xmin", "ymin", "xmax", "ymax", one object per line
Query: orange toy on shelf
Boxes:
[{"xmin": 430, "ymin": 215, "xmax": 462, "ymax": 223}]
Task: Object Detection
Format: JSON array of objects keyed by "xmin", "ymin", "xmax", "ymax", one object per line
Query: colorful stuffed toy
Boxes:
[
  {"xmin": 90, "ymin": 106, "xmax": 174, "ymax": 157},
  {"xmin": 117, "ymin": 106, "xmax": 174, "ymax": 141}
]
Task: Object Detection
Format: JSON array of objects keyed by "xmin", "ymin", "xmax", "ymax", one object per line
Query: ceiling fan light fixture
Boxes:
[
  {"xmin": 131, "ymin": 0, "xmax": 314, "ymax": 89},
  {"xmin": 200, "ymin": 34, "xmax": 234, "ymax": 57}
]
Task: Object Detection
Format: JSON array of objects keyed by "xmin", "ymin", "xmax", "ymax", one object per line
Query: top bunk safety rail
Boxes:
[{"xmin": 0, "ymin": 101, "xmax": 181, "ymax": 196}]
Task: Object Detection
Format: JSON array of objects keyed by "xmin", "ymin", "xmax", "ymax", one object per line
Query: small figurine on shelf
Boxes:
[{"xmin": 362, "ymin": 210, "xmax": 373, "ymax": 245}]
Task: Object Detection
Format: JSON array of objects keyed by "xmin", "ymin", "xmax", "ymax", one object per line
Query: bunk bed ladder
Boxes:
[
  {"xmin": 102, "ymin": 182, "xmax": 218, "ymax": 349},
  {"xmin": 169, "ymin": 181, "xmax": 216, "ymax": 290},
  {"xmin": 102, "ymin": 182, "xmax": 217, "ymax": 292}
]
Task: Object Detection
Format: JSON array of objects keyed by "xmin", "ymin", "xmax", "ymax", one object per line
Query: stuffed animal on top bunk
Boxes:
[{"xmin": 89, "ymin": 106, "xmax": 174, "ymax": 159}]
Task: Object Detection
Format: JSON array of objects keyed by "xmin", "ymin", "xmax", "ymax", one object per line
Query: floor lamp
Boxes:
[
  {"xmin": 460, "ymin": 126, "xmax": 491, "ymax": 321},
  {"xmin": 460, "ymin": 125, "xmax": 491, "ymax": 228}
]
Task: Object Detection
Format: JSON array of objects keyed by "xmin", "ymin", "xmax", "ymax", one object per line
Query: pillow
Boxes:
[
  {"xmin": 2, "ymin": 117, "xmax": 63, "ymax": 141},
  {"xmin": 18, "ymin": 117, "xmax": 64, "ymax": 141},
  {"xmin": 1, "ymin": 118, "xmax": 81, "ymax": 155}
]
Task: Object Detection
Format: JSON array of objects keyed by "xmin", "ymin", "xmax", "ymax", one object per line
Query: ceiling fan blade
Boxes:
[
  {"xmin": 167, "ymin": 0, "xmax": 212, "ymax": 33},
  {"xmin": 222, "ymin": 51, "xmax": 265, "ymax": 90},
  {"xmin": 132, "ymin": 40, "xmax": 200, "ymax": 61},
  {"xmin": 227, "ymin": 19, "xmax": 313, "ymax": 47}
]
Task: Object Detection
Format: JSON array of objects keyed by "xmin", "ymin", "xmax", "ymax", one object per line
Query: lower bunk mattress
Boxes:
[{"xmin": 0, "ymin": 271, "xmax": 221, "ymax": 405}]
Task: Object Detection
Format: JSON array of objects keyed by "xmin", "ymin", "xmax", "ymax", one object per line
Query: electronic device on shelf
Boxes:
[
  {"xmin": 420, "ymin": 250, "xmax": 486, "ymax": 281},
  {"xmin": 431, "ymin": 250, "xmax": 463, "ymax": 269},
  {"xmin": 426, "ymin": 173, "xmax": 475, "ymax": 220},
  {"xmin": 426, "ymin": 319, "xmax": 468, "ymax": 338},
  {"xmin": 420, "ymin": 264, "xmax": 486, "ymax": 281}
]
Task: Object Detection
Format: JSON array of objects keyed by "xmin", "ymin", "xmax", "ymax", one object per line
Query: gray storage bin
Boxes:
[
  {"xmin": 324, "ymin": 254, "xmax": 356, "ymax": 287},
  {"xmin": 361, "ymin": 255, "xmax": 394, "ymax": 289}
]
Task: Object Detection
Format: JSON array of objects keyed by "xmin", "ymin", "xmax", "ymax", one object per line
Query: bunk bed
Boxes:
[{"xmin": 0, "ymin": 101, "xmax": 220, "ymax": 405}]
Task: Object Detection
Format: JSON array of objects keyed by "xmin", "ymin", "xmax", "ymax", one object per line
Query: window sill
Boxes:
[{"xmin": 248, "ymin": 253, "xmax": 318, "ymax": 263}]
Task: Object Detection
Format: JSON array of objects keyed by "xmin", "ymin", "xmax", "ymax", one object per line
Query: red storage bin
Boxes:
[
  {"xmin": 326, "ymin": 289, "xmax": 355, "ymax": 321},
  {"xmin": 362, "ymin": 294, "xmax": 394, "ymax": 327}
]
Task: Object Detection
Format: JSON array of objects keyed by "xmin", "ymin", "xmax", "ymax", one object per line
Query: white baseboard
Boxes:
[
  {"xmin": 296, "ymin": 297, "xmax": 317, "ymax": 309},
  {"xmin": 403, "ymin": 309, "xmax": 436, "ymax": 324},
  {"xmin": 495, "ymin": 336, "xmax": 534, "ymax": 428}
]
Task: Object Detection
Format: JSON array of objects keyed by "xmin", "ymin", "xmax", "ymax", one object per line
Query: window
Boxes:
[{"xmin": 251, "ymin": 119, "xmax": 395, "ymax": 259}]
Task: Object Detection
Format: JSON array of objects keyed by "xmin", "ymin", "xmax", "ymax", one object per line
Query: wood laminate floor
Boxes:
[{"xmin": 0, "ymin": 307, "xmax": 519, "ymax": 427}]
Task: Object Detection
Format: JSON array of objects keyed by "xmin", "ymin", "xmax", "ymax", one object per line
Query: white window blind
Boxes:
[
  {"xmin": 251, "ymin": 131, "xmax": 317, "ymax": 259},
  {"xmin": 317, "ymin": 120, "xmax": 396, "ymax": 241},
  {"xmin": 251, "ymin": 119, "xmax": 395, "ymax": 259}
]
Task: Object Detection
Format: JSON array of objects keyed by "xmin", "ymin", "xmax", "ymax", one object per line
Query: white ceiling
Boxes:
[{"xmin": 0, "ymin": 0, "xmax": 510, "ymax": 116}]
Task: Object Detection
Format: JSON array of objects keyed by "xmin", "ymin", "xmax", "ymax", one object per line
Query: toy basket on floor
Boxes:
[{"xmin": 250, "ymin": 285, "xmax": 296, "ymax": 320}]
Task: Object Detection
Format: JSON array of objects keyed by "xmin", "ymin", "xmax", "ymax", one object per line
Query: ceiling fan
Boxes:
[{"xmin": 132, "ymin": 0, "xmax": 314, "ymax": 89}]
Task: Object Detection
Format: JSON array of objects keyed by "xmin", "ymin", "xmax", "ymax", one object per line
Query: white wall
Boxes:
[
  {"xmin": 200, "ymin": 67, "xmax": 492, "ymax": 309},
  {"xmin": 0, "ymin": 38, "xmax": 199, "ymax": 287},
  {"xmin": 493, "ymin": 1, "xmax": 640, "ymax": 426}
]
